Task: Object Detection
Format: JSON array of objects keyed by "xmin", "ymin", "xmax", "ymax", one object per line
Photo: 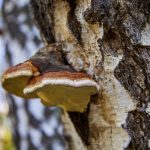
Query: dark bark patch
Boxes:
[
  {"xmin": 30, "ymin": 44, "xmax": 75, "ymax": 74},
  {"xmin": 68, "ymin": 103, "xmax": 90, "ymax": 145},
  {"xmin": 68, "ymin": 95, "xmax": 98, "ymax": 145},
  {"xmin": 30, "ymin": 0, "xmax": 55, "ymax": 44},
  {"xmin": 66, "ymin": 0, "xmax": 82, "ymax": 43},
  {"xmin": 125, "ymin": 111, "xmax": 150, "ymax": 150},
  {"xmin": 84, "ymin": 7, "xmax": 104, "ymax": 24},
  {"xmin": 115, "ymin": 46, "xmax": 150, "ymax": 107}
]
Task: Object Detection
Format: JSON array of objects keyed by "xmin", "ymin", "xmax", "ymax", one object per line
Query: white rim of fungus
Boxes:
[
  {"xmin": 2, "ymin": 70, "xmax": 32, "ymax": 81},
  {"xmin": 24, "ymin": 78, "xmax": 99, "ymax": 94}
]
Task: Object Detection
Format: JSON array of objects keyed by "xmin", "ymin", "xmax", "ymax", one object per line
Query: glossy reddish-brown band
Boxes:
[
  {"xmin": 3, "ymin": 61, "xmax": 38, "ymax": 75},
  {"xmin": 27, "ymin": 71, "xmax": 92, "ymax": 85}
]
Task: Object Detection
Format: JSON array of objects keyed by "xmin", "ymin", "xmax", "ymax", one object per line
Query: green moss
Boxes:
[{"xmin": 1, "ymin": 127, "xmax": 15, "ymax": 150}]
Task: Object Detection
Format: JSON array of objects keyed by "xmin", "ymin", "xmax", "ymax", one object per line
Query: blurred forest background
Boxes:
[{"xmin": 0, "ymin": 0, "xmax": 64, "ymax": 150}]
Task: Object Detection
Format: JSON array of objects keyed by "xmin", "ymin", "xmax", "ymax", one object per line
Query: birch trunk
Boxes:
[{"xmin": 30, "ymin": 0, "xmax": 150, "ymax": 150}]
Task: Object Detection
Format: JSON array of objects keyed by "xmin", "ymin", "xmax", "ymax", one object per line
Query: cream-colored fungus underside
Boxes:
[
  {"xmin": 28, "ymin": 84, "xmax": 97, "ymax": 112},
  {"xmin": 23, "ymin": 77, "xmax": 98, "ymax": 112},
  {"xmin": 2, "ymin": 75, "xmax": 36, "ymax": 98}
]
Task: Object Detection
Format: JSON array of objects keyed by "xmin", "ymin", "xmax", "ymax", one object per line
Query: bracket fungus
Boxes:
[
  {"xmin": 24, "ymin": 71, "xmax": 99, "ymax": 112},
  {"xmin": 2, "ymin": 61, "xmax": 39, "ymax": 98},
  {"xmin": 2, "ymin": 43, "xmax": 99, "ymax": 112}
]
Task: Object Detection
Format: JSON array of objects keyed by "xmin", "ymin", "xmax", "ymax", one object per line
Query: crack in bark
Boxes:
[
  {"xmin": 30, "ymin": 0, "xmax": 55, "ymax": 44},
  {"xmin": 66, "ymin": 0, "xmax": 82, "ymax": 43}
]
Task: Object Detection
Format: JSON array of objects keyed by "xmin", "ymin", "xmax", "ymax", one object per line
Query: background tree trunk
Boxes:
[{"xmin": 30, "ymin": 0, "xmax": 150, "ymax": 150}]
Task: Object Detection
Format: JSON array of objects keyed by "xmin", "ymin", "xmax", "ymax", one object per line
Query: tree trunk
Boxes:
[{"xmin": 30, "ymin": 0, "xmax": 150, "ymax": 150}]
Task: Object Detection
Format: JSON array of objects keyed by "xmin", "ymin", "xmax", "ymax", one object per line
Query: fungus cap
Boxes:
[
  {"xmin": 1, "ymin": 43, "xmax": 71, "ymax": 99},
  {"xmin": 24, "ymin": 71, "xmax": 99, "ymax": 112},
  {"xmin": 2, "ymin": 61, "xmax": 39, "ymax": 98}
]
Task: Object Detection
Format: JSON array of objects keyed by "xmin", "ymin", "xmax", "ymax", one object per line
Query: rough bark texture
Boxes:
[{"xmin": 30, "ymin": 0, "xmax": 150, "ymax": 149}]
